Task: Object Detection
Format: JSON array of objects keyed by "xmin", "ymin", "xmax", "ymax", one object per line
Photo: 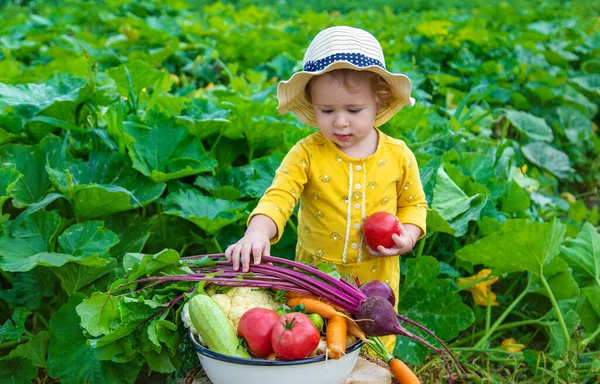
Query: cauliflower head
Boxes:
[{"xmin": 211, "ymin": 287, "xmax": 282, "ymax": 329}]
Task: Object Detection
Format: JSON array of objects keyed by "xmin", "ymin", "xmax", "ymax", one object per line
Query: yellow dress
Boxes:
[{"xmin": 249, "ymin": 129, "xmax": 427, "ymax": 351}]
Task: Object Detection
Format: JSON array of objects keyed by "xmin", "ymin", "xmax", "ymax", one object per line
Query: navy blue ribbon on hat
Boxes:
[{"xmin": 303, "ymin": 53, "xmax": 384, "ymax": 72}]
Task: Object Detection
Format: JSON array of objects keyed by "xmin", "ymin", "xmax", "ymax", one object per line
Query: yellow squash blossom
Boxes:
[
  {"xmin": 456, "ymin": 269, "xmax": 499, "ymax": 306},
  {"xmin": 498, "ymin": 338, "xmax": 525, "ymax": 353}
]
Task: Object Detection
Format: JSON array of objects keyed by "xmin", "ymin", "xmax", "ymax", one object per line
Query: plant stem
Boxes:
[
  {"xmin": 474, "ymin": 281, "xmax": 530, "ymax": 348},
  {"xmin": 485, "ymin": 289, "xmax": 492, "ymax": 337},
  {"xmin": 416, "ymin": 234, "xmax": 426, "ymax": 258},
  {"xmin": 423, "ymin": 232, "xmax": 437, "ymax": 256},
  {"xmin": 287, "ymin": 219, "xmax": 297, "ymax": 234},
  {"xmin": 581, "ymin": 323, "xmax": 600, "ymax": 347},
  {"xmin": 212, "ymin": 237, "xmax": 223, "ymax": 254},
  {"xmin": 538, "ymin": 269, "xmax": 571, "ymax": 346},
  {"xmin": 452, "ymin": 319, "xmax": 541, "ymax": 346}
]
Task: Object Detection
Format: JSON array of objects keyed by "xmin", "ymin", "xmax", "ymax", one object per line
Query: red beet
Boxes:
[
  {"xmin": 355, "ymin": 295, "xmax": 403, "ymax": 336},
  {"xmin": 359, "ymin": 280, "xmax": 396, "ymax": 306}
]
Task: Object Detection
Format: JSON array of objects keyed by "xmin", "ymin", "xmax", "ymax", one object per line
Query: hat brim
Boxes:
[{"xmin": 277, "ymin": 62, "xmax": 415, "ymax": 128}]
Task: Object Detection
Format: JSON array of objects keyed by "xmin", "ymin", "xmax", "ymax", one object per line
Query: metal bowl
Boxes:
[{"xmin": 188, "ymin": 331, "xmax": 363, "ymax": 384}]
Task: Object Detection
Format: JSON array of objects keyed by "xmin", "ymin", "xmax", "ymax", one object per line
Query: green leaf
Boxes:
[
  {"xmin": 0, "ymin": 165, "xmax": 21, "ymax": 209},
  {"xmin": 560, "ymin": 223, "xmax": 600, "ymax": 288},
  {"xmin": 558, "ymin": 107, "xmax": 594, "ymax": 143},
  {"xmin": 431, "ymin": 167, "xmax": 477, "ymax": 221},
  {"xmin": 223, "ymin": 152, "xmax": 285, "ymax": 198},
  {"xmin": 0, "ymin": 211, "xmax": 71, "ymax": 272},
  {"xmin": 8, "ymin": 331, "xmax": 51, "ymax": 368},
  {"xmin": 0, "ymin": 73, "xmax": 86, "ymax": 119},
  {"xmin": 521, "ymin": 142, "xmax": 574, "ymax": 179},
  {"xmin": 582, "ymin": 286, "xmax": 600, "ymax": 319},
  {"xmin": 426, "ymin": 208, "xmax": 456, "ymax": 235},
  {"xmin": 0, "ymin": 307, "xmax": 31, "ymax": 343},
  {"xmin": 456, "ymin": 219, "xmax": 566, "ymax": 276},
  {"xmin": 531, "ymin": 270, "xmax": 581, "ymax": 300},
  {"xmin": 0, "ymin": 268, "xmax": 57, "ymax": 311},
  {"xmin": 505, "ymin": 110, "xmax": 553, "ymax": 142},
  {"xmin": 0, "ymin": 134, "xmax": 64, "ymax": 207},
  {"xmin": 541, "ymin": 300, "xmax": 579, "ymax": 356},
  {"xmin": 106, "ymin": 60, "xmax": 164, "ymax": 98},
  {"xmin": 395, "ymin": 256, "xmax": 474, "ymax": 364},
  {"xmin": 124, "ymin": 109, "xmax": 217, "ymax": 182},
  {"xmin": 104, "ymin": 213, "xmax": 153, "ymax": 259},
  {"xmin": 77, "ymin": 292, "xmax": 120, "ymax": 337},
  {"xmin": 53, "ymin": 259, "xmax": 120, "ymax": 295},
  {"xmin": 57, "ymin": 221, "xmax": 119, "ymax": 263},
  {"xmin": 161, "ymin": 188, "xmax": 247, "ymax": 235},
  {"xmin": 48, "ymin": 293, "xmax": 142, "ymax": 384},
  {"xmin": 501, "ymin": 180, "xmax": 531, "ymax": 213},
  {"xmin": 0, "ymin": 356, "xmax": 38, "ymax": 384},
  {"xmin": 46, "ymin": 152, "xmax": 165, "ymax": 221},
  {"xmin": 123, "ymin": 249, "xmax": 181, "ymax": 281}
]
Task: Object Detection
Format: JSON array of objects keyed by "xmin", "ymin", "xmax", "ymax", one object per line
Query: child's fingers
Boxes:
[
  {"xmin": 229, "ymin": 244, "xmax": 242, "ymax": 271},
  {"xmin": 392, "ymin": 233, "xmax": 408, "ymax": 249},
  {"xmin": 240, "ymin": 242, "xmax": 253, "ymax": 272},
  {"xmin": 252, "ymin": 243, "xmax": 264, "ymax": 265},
  {"xmin": 397, "ymin": 221, "xmax": 406, "ymax": 234}
]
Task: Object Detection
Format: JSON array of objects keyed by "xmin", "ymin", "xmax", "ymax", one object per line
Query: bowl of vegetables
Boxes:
[{"xmin": 188, "ymin": 330, "xmax": 363, "ymax": 384}]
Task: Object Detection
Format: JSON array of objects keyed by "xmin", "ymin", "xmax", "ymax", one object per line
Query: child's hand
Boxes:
[
  {"xmin": 366, "ymin": 222, "xmax": 416, "ymax": 257},
  {"xmin": 225, "ymin": 231, "xmax": 271, "ymax": 272}
]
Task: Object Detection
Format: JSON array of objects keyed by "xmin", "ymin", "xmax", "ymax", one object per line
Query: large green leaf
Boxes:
[
  {"xmin": 505, "ymin": 110, "xmax": 553, "ymax": 142},
  {"xmin": 0, "ymin": 307, "xmax": 31, "ymax": 343},
  {"xmin": 431, "ymin": 167, "xmax": 477, "ymax": 221},
  {"xmin": 57, "ymin": 221, "xmax": 119, "ymax": 262},
  {"xmin": 77, "ymin": 292, "xmax": 120, "ymax": 338},
  {"xmin": 103, "ymin": 213, "xmax": 154, "ymax": 259},
  {"xmin": 106, "ymin": 60, "xmax": 165, "ymax": 98},
  {"xmin": 161, "ymin": 188, "xmax": 247, "ymax": 235},
  {"xmin": 395, "ymin": 256, "xmax": 474, "ymax": 364},
  {"xmin": 0, "ymin": 165, "xmax": 21, "ymax": 209},
  {"xmin": 7, "ymin": 331, "xmax": 51, "ymax": 368},
  {"xmin": 0, "ymin": 73, "xmax": 86, "ymax": 119},
  {"xmin": 0, "ymin": 215, "xmax": 117, "ymax": 272},
  {"xmin": 0, "ymin": 356, "xmax": 37, "ymax": 384},
  {"xmin": 48, "ymin": 293, "xmax": 142, "ymax": 384},
  {"xmin": 124, "ymin": 108, "xmax": 217, "ymax": 182},
  {"xmin": 46, "ymin": 152, "xmax": 165, "ymax": 220},
  {"xmin": 540, "ymin": 300, "xmax": 580, "ymax": 357},
  {"xmin": 521, "ymin": 142, "xmax": 574, "ymax": 179},
  {"xmin": 560, "ymin": 223, "xmax": 600, "ymax": 288},
  {"xmin": 0, "ymin": 134, "xmax": 64, "ymax": 207},
  {"xmin": 430, "ymin": 167, "xmax": 487, "ymax": 236},
  {"xmin": 456, "ymin": 219, "xmax": 566, "ymax": 275},
  {"xmin": 0, "ymin": 268, "xmax": 57, "ymax": 311}
]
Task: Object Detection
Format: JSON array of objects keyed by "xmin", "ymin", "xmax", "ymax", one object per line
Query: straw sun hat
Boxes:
[{"xmin": 277, "ymin": 26, "xmax": 415, "ymax": 128}]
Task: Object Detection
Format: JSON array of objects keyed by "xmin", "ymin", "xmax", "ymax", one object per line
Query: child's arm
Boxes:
[
  {"xmin": 366, "ymin": 222, "xmax": 422, "ymax": 257},
  {"xmin": 225, "ymin": 214, "xmax": 278, "ymax": 272}
]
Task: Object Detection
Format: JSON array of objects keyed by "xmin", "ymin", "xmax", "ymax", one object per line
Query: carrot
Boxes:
[
  {"xmin": 285, "ymin": 297, "xmax": 347, "ymax": 319},
  {"xmin": 326, "ymin": 315, "xmax": 347, "ymax": 360},
  {"xmin": 389, "ymin": 358, "xmax": 421, "ymax": 384},
  {"xmin": 283, "ymin": 291, "xmax": 320, "ymax": 300},
  {"xmin": 266, "ymin": 352, "xmax": 277, "ymax": 360},
  {"xmin": 345, "ymin": 317, "xmax": 370, "ymax": 343}
]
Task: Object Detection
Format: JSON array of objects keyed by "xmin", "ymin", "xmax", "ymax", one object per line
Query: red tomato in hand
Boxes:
[
  {"xmin": 362, "ymin": 212, "xmax": 400, "ymax": 249},
  {"xmin": 271, "ymin": 312, "xmax": 320, "ymax": 360},
  {"xmin": 237, "ymin": 308, "xmax": 280, "ymax": 357}
]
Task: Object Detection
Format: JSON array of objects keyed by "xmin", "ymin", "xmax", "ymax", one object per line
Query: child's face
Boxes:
[{"xmin": 310, "ymin": 74, "xmax": 379, "ymax": 156}]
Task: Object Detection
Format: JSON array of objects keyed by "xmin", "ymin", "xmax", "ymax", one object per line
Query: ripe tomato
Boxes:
[
  {"xmin": 237, "ymin": 308, "xmax": 280, "ymax": 357},
  {"xmin": 271, "ymin": 312, "xmax": 320, "ymax": 360},
  {"xmin": 362, "ymin": 212, "xmax": 400, "ymax": 249}
]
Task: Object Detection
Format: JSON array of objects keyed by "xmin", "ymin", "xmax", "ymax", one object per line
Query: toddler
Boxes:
[{"xmin": 225, "ymin": 26, "xmax": 427, "ymax": 350}]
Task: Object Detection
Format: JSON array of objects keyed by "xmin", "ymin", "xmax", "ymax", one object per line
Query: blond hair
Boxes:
[{"xmin": 304, "ymin": 69, "xmax": 393, "ymax": 109}]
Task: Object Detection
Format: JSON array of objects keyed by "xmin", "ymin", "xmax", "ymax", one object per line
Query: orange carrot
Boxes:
[
  {"xmin": 326, "ymin": 315, "xmax": 347, "ymax": 360},
  {"xmin": 389, "ymin": 358, "xmax": 421, "ymax": 384},
  {"xmin": 345, "ymin": 317, "xmax": 370, "ymax": 343},
  {"xmin": 266, "ymin": 352, "xmax": 277, "ymax": 360},
  {"xmin": 285, "ymin": 297, "xmax": 347, "ymax": 319},
  {"xmin": 284, "ymin": 291, "xmax": 320, "ymax": 300}
]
